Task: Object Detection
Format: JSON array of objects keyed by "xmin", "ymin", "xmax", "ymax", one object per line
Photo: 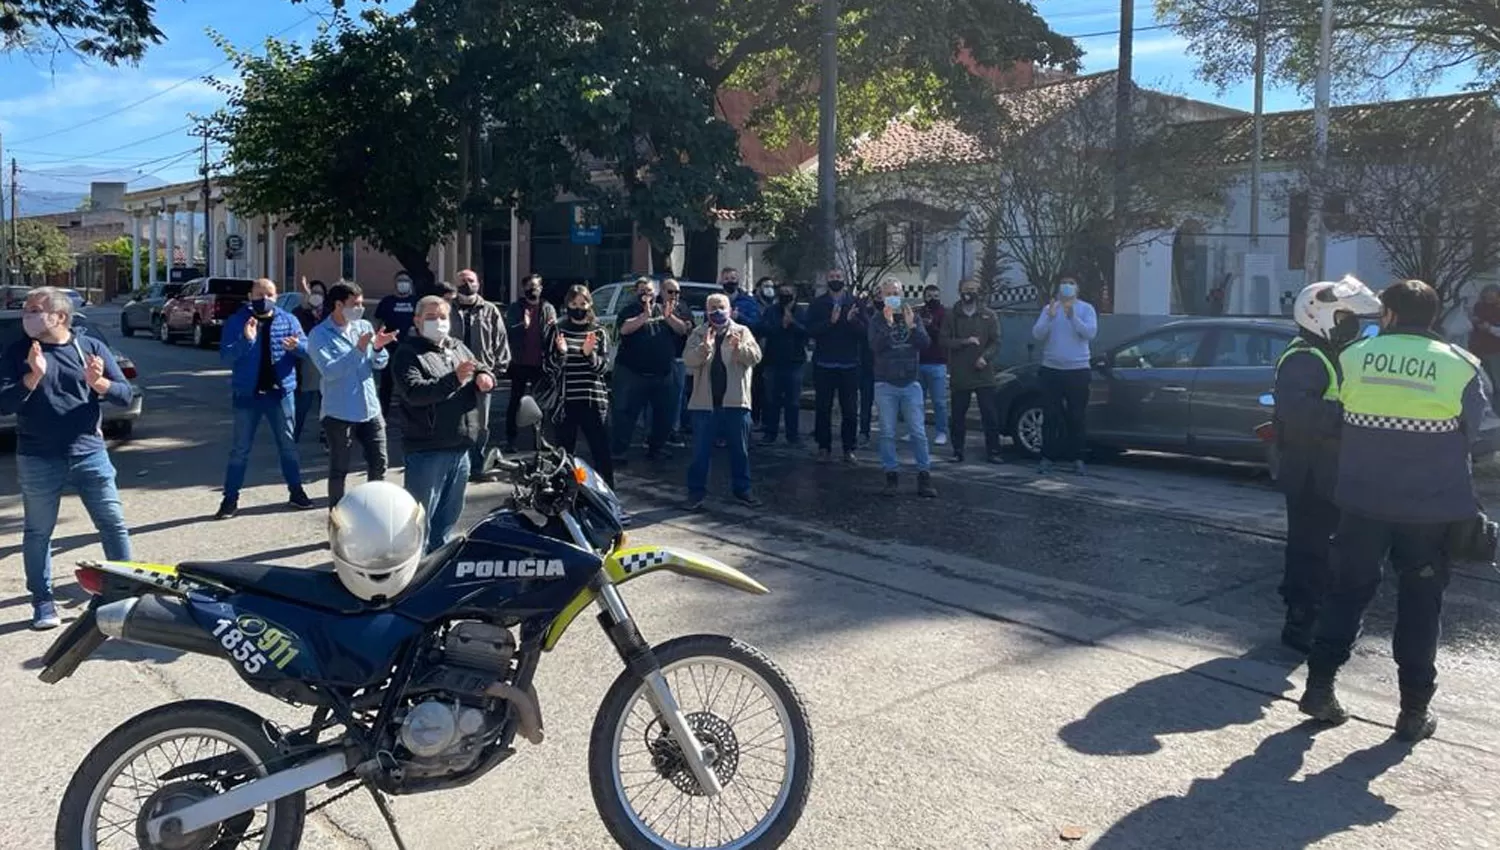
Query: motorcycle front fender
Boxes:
[{"xmin": 542, "ymin": 546, "xmax": 768, "ymax": 651}]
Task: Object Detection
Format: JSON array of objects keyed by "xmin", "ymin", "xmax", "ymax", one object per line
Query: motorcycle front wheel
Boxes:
[
  {"xmin": 589, "ymin": 634, "xmax": 815, "ymax": 849},
  {"xmin": 56, "ymin": 699, "xmax": 307, "ymax": 850}
]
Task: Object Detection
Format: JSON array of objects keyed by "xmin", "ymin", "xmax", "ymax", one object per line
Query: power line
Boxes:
[
  {"xmin": 34, "ymin": 123, "xmax": 197, "ymax": 165},
  {"xmin": 21, "ymin": 147, "xmax": 199, "ymax": 178},
  {"xmin": 6, "ymin": 10, "xmax": 321, "ymax": 146}
]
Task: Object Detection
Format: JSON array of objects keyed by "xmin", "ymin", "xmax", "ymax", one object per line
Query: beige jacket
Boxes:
[{"xmin": 684, "ymin": 320, "xmax": 763, "ymax": 411}]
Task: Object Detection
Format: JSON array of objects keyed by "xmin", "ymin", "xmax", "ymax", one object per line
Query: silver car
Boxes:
[{"xmin": 0, "ymin": 310, "xmax": 145, "ymax": 439}]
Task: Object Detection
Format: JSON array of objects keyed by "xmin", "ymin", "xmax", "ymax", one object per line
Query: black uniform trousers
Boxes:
[
  {"xmin": 1308, "ymin": 511, "xmax": 1453, "ymax": 711},
  {"xmin": 1280, "ymin": 479, "xmax": 1340, "ymax": 613}
]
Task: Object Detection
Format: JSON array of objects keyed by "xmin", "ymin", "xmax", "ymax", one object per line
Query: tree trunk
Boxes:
[
  {"xmin": 393, "ymin": 246, "xmax": 436, "ymax": 295},
  {"xmin": 651, "ymin": 243, "xmax": 676, "ymax": 277},
  {"xmin": 682, "ymin": 226, "xmax": 720, "ymax": 282}
]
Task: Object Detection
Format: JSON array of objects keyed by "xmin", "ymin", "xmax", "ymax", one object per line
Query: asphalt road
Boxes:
[{"xmin": 1, "ymin": 311, "xmax": 1499, "ymax": 849}]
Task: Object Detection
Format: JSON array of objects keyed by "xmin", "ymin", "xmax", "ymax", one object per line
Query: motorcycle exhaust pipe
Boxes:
[{"xmin": 96, "ymin": 595, "xmax": 223, "ymax": 658}]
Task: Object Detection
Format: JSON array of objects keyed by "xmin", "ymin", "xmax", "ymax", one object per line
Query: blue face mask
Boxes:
[
  {"xmin": 1058, "ymin": 283, "xmax": 1079, "ymax": 299},
  {"xmin": 884, "ymin": 295, "xmax": 903, "ymax": 311},
  {"xmin": 250, "ymin": 298, "xmax": 271, "ymax": 315},
  {"xmin": 708, "ymin": 309, "xmax": 729, "ymax": 327}
]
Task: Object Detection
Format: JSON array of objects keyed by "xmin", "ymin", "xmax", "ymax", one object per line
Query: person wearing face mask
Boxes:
[
  {"xmin": 869, "ymin": 278, "xmax": 937, "ymax": 497},
  {"xmin": 659, "ymin": 278, "xmax": 696, "ymax": 447},
  {"xmin": 375, "ymin": 270, "xmax": 421, "ymax": 417},
  {"xmin": 720, "ymin": 267, "xmax": 761, "ymax": 327},
  {"xmin": 392, "ymin": 296, "xmax": 497, "ymax": 552},
  {"xmin": 542, "ymin": 285, "xmax": 614, "ymax": 486},
  {"xmin": 448, "ymin": 269, "xmax": 511, "ymax": 480},
  {"xmin": 916, "ymin": 283, "xmax": 950, "ymax": 448},
  {"xmin": 0, "ymin": 287, "xmax": 134, "ymax": 629},
  {"xmin": 807, "ymin": 267, "xmax": 867, "ymax": 463},
  {"xmin": 611, "ymin": 276, "xmax": 677, "ymax": 464},
  {"xmin": 1031, "ymin": 275, "xmax": 1099, "ymax": 474},
  {"xmin": 943, "ymin": 278, "xmax": 1004, "ymax": 464},
  {"xmin": 1297, "ymin": 279, "xmax": 1490, "ymax": 743},
  {"xmin": 501, "ymin": 273, "xmax": 552, "ymax": 455},
  {"xmin": 291, "ymin": 279, "xmax": 327, "ymax": 446},
  {"xmin": 757, "ymin": 281, "xmax": 810, "ymax": 445},
  {"xmin": 216, "ymin": 278, "xmax": 312, "ymax": 519},
  {"xmin": 748, "ymin": 276, "xmax": 779, "ymax": 427},
  {"xmin": 309, "ymin": 282, "xmax": 399, "ymax": 508},
  {"xmin": 684, "ymin": 293, "xmax": 764, "ymax": 510}
]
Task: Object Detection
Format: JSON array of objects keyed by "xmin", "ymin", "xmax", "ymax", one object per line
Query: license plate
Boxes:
[{"xmin": 38, "ymin": 607, "xmax": 105, "ymax": 684}]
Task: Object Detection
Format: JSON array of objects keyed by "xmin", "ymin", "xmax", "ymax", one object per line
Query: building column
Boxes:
[
  {"xmin": 165, "ymin": 203, "xmax": 178, "ymax": 274},
  {"xmin": 184, "ymin": 201, "xmax": 198, "ymax": 269},
  {"xmin": 148, "ymin": 211, "xmax": 160, "ymax": 286},
  {"xmin": 508, "ymin": 207, "xmax": 520, "ymax": 303},
  {"xmin": 130, "ymin": 212, "xmax": 143, "ymax": 291}
]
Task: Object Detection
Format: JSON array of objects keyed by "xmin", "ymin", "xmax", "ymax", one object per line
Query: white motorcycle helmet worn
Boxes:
[
  {"xmin": 1293, "ymin": 275, "xmax": 1382, "ymax": 346},
  {"xmin": 329, "ymin": 481, "xmax": 428, "ymax": 601}
]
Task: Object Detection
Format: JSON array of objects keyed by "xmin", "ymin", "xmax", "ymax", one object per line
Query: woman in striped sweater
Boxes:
[{"xmin": 543, "ymin": 285, "xmax": 614, "ymax": 486}]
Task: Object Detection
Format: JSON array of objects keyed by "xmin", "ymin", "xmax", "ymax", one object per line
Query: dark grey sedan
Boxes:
[{"xmin": 119, "ymin": 281, "xmax": 186, "ymax": 338}]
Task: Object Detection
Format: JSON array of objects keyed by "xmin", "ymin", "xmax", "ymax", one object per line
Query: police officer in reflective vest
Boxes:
[
  {"xmin": 1298, "ymin": 279, "xmax": 1490, "ymax": 742},
  {"xmin": 1274, "ymin": 277, "xmax": 1382, "ymax": 653}
]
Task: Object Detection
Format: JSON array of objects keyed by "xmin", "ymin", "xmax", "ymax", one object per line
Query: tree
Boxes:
[
  {"xmin": 1155, "ymin": 0, "xmax": 1500, "ymax": 97},
  {"xmin": 1310, "ymin": 104, "xmax": 1500, "ymax": 316},
  {"xmin": 740, "ymin": 171, "xmax": 821, "ymax": 285},
  {"xmin": 13, "ymin": 218, "xmax": 72, "ymax": 281},
  {"xmin": 93, "ymin": 235, "xmax": 161, "ymax": 286}
]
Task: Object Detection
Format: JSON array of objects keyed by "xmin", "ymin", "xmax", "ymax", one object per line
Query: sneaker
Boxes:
[
  {"xmin": 31, "ymin": 600, "xmax": 61, "ymax": 631},
  {"xmin": 986, "ymin": 452, "xmax": 1006, "ymax": 465},
  {"xmin": 685, "ymin": 496, "xmax": 705, "ymax": 512},
  {"xmin": 214, "ymin": 497, "xmax": 239, "ymax": 520},
  {"xmin": 934, "ymin": 432, "xmax": 949, "ymax": 446},
  {"xmin": 1072, "ymin": 460, "xmax": 1087, "ymax": 476},
  {"xmin": 1038, "ymin": 459, "xmax": 1054, "ymax": 475},
  {"xmin": 843, "ymin": 451, "xmax": 858, "ymax": 465},
  {"xmin": 289, "ymin": 488, "xmax": 315, "ymax": 510},
  {"xmin": 667, "ymin": 433, "xmax": 687, "ymax": 449},
  {"xmin": 817, "ymin": 448, "xmax": 833, "ymax": 464},
  {"xmin": 917, "ymin": 471, "xmax": 937, "ymax": 498},
  {"xmin": 1395, "ymin": 709, "xmax": 1438, "ymax": 742},
  {"xmin": 950, "ymin": 453, "xmax": 965, "ymax": 464},
  {"xmin": 734, "ymin": 491, "xmax": 764, "ymax": 508},
  {"xmin": 883, "ymin": 471, "xmax": 898, "ymax": 496},
  {"xmin": 858, "ymin": 434, "xmax": 872, "ymax": 450},
  {"xmin": 1298, "ymin": 675, "xmax": 1350, "ymax": 725}
]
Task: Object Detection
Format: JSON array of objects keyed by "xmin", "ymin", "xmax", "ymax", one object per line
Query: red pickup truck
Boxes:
[{"xmin": 157, "ymin": 277, "xmax": 257, "ymax": 348}]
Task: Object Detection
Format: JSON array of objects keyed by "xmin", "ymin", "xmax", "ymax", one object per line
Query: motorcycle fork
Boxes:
[{"xmin": 593, "ymin": 577, "xmax": 724, "ymax": 797}]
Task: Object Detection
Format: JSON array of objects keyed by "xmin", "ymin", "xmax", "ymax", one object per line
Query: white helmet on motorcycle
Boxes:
[
  {"xmin": 1293, "ymin": 275, "xmax": 1381, "ymax": 345},
  {"xmin": 329, "ymin": 481, "xmax": 427, "ymax": 601}
]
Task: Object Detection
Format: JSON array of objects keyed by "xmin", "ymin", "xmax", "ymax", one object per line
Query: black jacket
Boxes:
[
  {"xmin": 806, "ymin": 294, "xmax": 868, "ymax": 367},
  {"xmin": 757, "ymin": 303, "xmax": 810, "ymax": 368},
  {"xmin": 1273, "ymin": 334, "xmax": 1343, "ymax": 499},
  {"xmin": 391, "ymin": 333, "xmax": 490, "ymax": 453}
]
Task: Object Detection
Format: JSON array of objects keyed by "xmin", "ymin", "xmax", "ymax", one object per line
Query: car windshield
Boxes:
[
  {"xmin": 163, "ymin": 284, "xmax": 185, "ymax": 299},
  {"xmin": 206, "ymin": 279, "xmax": 253, "ymax": 297}
]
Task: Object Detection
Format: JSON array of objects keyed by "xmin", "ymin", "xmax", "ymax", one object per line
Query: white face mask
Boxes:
[
  {"xmin": 342, "ymin": 304, "xmax": 365, "ymax": 323},
  {"xmin": 395, "ymin": 280, "xmax": 413, "ymax": 296},
  {"xmin": 308, "ymin": 293, "xmax": 324, "ymax": 308},
  {"xmin": 421, "ymin": 318, "xmax": 450, "ymax": 342}
]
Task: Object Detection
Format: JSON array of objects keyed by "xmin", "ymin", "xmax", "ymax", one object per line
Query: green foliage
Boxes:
[
  {"xmin": 93, "ymin": 235, "xmax": 161, "ymax": 282},
  {"xmin": 12, "ymin": 218, "xmax": 72, "ymax": 278},
  {"xmin": 0, "ymin": 0, "xmax": 163, "ymax": 63},
  {"xmin": 741, "ymin": 171, "xmax": 822, "ymax": 283}
]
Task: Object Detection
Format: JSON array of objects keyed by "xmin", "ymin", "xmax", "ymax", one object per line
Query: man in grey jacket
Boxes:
[
  {"xmin": 868, "ymin": 278, "xmax": 936, "ymax": 498},
  {"xmin": 1031, "ymin": 275, "xmax": 1099, "ymax": 474},
  {"xmin": 451, "ymin": 268, "xmax": 511, "ymax": 480}
]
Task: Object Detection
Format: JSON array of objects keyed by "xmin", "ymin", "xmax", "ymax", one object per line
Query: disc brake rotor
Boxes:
[
  {"xmin": 134, "ymin": 781, "xmax": 223, "ymax": 850},
  {"xmin": 645, "ymin": 711, "xmax": 741, "ymax": 796}
]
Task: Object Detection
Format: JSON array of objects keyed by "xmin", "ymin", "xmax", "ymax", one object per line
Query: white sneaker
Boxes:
[{"xmin": 934, "ymin": 432, "xmax": 949, "ymax": 446}]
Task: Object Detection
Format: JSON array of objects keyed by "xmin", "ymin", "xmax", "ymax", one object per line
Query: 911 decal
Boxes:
[{"xmin": 212, "ymin": 616, "xmax": 301, "ymax": 674}]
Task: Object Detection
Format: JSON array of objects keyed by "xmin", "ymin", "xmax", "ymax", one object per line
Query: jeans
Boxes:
[
  {"xmin": 1040, "ymin": 366, "xmax": 1091, "ymax": 462},
  {"xmin": 858, "ymin": 355, "xmax": 875, "ymax": 437},
  {"xmin": 293, "ymin": 390, "xmax": 320, "ymax": 443},
  {"xmin": 813, "ymin": 365, "xmax": 860, "ymax": 453},
  {"xmin": 224, "ymin": 393, "xmax": 303, "ymax": 500},
  {"xmin": 506, "ymin": 364, "xmax": 543, "ymax": 445},
  {"xmin": 324, "ymin": 416, "xmax": 389, "ymax": 508},
  {"xmin": 687, "ymin": 408, "xmax": 752, "ymax": 499},
  {"xmin": 951, "ymin": 385, "xmax": 1002, "ymax": 457},
  {"xmin": 404, "ymin": 449, "xmax": 471, "ymax": 553},
  {"xmin": 17, "ymin": 450, "xmax": 132, "ymax": 603},
  {"xmin": 1309, "ymin": 512, "xmax": 1453, "ymax": 710},
  {"xmin": 919, "ymin": 364, "xmax": 950, "ymax": 438},
  {"xmin": 874, "ymin": 382, "xmax": 931, "ymax": 472},
  {"xmin": 557, "ymin": 401, "xmax": 614, "ymax": 487},
  {"xmin": 668, "ymin": 359, "xmax": 687, "ymax": 436},
  {"xmin": 763, "ymin": 364, "xmax": 805, "ymax": 442},
  {"xmin": 1281, "ymin": 480, "xmax": 1340, "ymax": 613},
  {"xmin": 610, "ymin": 364, "xmax": 674, "ymax": 456}
]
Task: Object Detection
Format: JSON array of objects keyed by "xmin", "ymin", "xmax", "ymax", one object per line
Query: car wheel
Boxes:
[
  {"xmin": 192, "ymin": 322, "xmax": 206, "ymax": 348},
  {"xmin": 1265, "ymin": 441, "xmax": 1281, "ymax": 483},
  {"xmin": 1008, "ymin": 396, "xmax": 1045, "ymax": 458},
  {"xmin": 157, "ymin": 318, "xmax": 173, "ymax": 344},
  {"xmin": 119, "ymin": 313, "xmax": 133, "ymax": 337}
]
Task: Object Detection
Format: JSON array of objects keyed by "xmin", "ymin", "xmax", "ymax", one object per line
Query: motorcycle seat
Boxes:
[{"xmin": 176, "ymin": 561, "xmax": 369, "ymax": 615}]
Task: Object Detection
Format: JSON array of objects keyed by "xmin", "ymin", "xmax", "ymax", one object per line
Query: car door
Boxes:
[
  {"xmin": 1189, "ymin": 327, "xmax": 1293, "ymax": 459},
  {"xmin": 165, "ymin": 282, "xmax": 198, "ymax": 331},
  {"xmin": 1088, "ymin": 326, "xmax": 1211, "ymax": 447}
]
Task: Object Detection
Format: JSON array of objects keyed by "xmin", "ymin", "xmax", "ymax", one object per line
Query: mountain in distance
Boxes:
[{"xmin": 15, "ymin": 167, "xmax": 172, "ymax": 216}]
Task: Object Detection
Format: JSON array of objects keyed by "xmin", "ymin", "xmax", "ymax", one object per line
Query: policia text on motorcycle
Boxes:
[
  {"xmin": 1272, "ymin": 277, "xmax": 1382, "ymax": 653},
  {"xmin": 1297, "ymin": 279, "xmax": 1490, "ymax": 743}
]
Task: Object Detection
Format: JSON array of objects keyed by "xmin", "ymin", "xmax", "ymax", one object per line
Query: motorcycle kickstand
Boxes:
[{"xmin": 365, "ymin": 783, "xmax": 409, "ymax": 850}]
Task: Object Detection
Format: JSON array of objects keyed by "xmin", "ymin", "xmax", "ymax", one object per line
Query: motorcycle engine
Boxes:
[{"xmin": 395, "ymin": 622, "xmax": 516, "ymax": 778}]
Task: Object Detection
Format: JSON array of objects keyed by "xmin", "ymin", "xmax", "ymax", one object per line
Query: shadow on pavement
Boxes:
[
  {"xmin": 1090, "ymin": 722, "xmax": 1408, "ymax": 849},
  {"xmin": 1058, "ymin": 647, "xmax": 1301, "ymax": 756},
  {"xmin": 0, "ymin": 502, "xmax": 308, "ymax": 562}
]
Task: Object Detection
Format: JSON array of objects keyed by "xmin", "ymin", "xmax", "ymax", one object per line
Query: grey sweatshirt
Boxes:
[{"xmin": 1031, "ymin": 300, "xmax": 1099, "ymax": 370}]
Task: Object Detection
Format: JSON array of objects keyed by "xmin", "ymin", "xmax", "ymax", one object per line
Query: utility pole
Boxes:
[
  {"xmin": 817, "ymin": 0, "xmax": 839, "ymax": 274},
  {"xmin": 192, "ymin": 122, "xmax": 213, "ymax": 276},
  {"xmin": 1304, "ymin": 0, "xmax": 1334, "ymax": 282},
  {"xmin": 9, "ymin": 157, "xmax": 18, "ymax": 286},
  {"xmin": 1249, "ymin": 0, "xmax": 1266, "ymax": 252},
  {"xmin": 0, "ymin": 132, "xmax": 8, "ymax": 287},
  {"xmin": 1113, "ymin": 0, "xmax": 1134, "ymax": 286}
]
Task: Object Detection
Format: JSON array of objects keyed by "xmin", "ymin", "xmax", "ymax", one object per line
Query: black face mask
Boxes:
[
  {"xmin": 925, "ymin": 296, "xmax": 940, "ymax": 308},
  {"xmin": 827, "ymin": 280, "xmax": 845, "ymax": 292},
  {"xmin": 777, "ymin": 293, "xmax": 795, "ymax": 305},
  {"xmin": 1330, "ymin": 313, "xmax": 1361, "ymax": 347},
  {"xmin": 524, "ymin": 288, "xmax": 540, "ymax": 301},
  {"xmin": 638, "ymin": 291, "xmax": 654, "ymax": 304},
  {"xmin": 723, "ymin": 282, "xmax": 740, "ymax": 295},
  {"xmin": 960, "ymin": 292, "xmax": 977, "ymax": 304},
  {"xmin": 567, "ymin": 306, "xmax": 589, "ymax": 321},
  {"xmin": 459, "ymin": 283, "xmax": 479, "ymax": 296}
]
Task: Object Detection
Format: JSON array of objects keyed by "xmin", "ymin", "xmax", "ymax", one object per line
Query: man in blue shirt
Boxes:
[
  {"xmin": 216, "ymin": 278, "xmax": 311, "ymax": 519},
  {"xmin": 309, "ymin": 281, "xmax": 398, "ymax": 508},
  {"xmin": 0, "ymin": 288, "xmax": 134, "ymax": 629}
]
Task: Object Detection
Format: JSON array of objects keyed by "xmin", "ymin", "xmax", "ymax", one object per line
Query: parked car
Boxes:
[
  {"xmin": 992, "ymin": 316, "xmax": 1500, "ymax": 467},
  {"xmin": 120, "ymin": 281, "xmax": 186, "ymax": 338},
  {"xmin": 0, "ymin": 310, "xmax": 144, "ymax": 439},
  {"xmin": 592, "ymin": 279, "xmax": 718, "ymax": 372},
  {"xmin": 157, "ymin": 276, "xmax": 256, "ymax": 348},
  {"xmin": 0, "ymin": 285, "xmax": 84, "ymax": 310}
]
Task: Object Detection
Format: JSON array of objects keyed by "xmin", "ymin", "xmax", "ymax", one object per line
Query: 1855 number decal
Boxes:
[{"xmin": 212, "ymin": 616, "xmax": 301, "ymax": 674}]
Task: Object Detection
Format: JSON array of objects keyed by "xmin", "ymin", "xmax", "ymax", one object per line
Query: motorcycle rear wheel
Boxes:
[
  {"xmin": 56, "ymin": 699, "xmax": 307, "ymax": 850},
  {"xmin": 589, "ymin": 634, "xmax": 814, "ymax": 849}
]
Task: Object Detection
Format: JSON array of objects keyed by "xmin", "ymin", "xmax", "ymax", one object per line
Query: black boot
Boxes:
[
  {"xmin": 1298, "ymin": 671, "xmax": 1350, "ymax": 725},
  {"xmin": 883, "ymin": 471, "xmax": 898, "ymax": 496},
  {"xmin": 917, "ymin": 471, "xmax": 937, "ymax": 498},
  {"xmin": 1280, "ymin": 606, "xmax": 1317, "ymax": 654},
  {"xmin": 1394, "ymin": 709, "xmax": 1438, "ymax": 742}
]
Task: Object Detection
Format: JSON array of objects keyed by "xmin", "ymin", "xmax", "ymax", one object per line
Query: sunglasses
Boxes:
[{"xmin": 663, "ymin": 289, "xmax": 680, "ymax": 295}]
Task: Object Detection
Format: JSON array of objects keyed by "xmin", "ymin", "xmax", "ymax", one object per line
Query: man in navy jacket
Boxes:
[
  {"xmin": 216, "ymin": 278, "xmax": 311, "ymax": 519},
  {"xmin": 0, "ymin": 288, "xmax": 134, "ymax": 628},
  {"xmin": 806, "ymin": 268, "xmax": 867, "ymax": 463}
]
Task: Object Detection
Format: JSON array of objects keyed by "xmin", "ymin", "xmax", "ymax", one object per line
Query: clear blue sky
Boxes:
[{"xmin": 0, "ymin": 0, "xmax": 1475, "ymax": 204}]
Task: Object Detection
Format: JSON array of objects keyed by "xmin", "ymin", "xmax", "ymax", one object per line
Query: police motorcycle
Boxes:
[{"xmin": 40, "ymin": 396, "xmax": 814, "ymax": 850}]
